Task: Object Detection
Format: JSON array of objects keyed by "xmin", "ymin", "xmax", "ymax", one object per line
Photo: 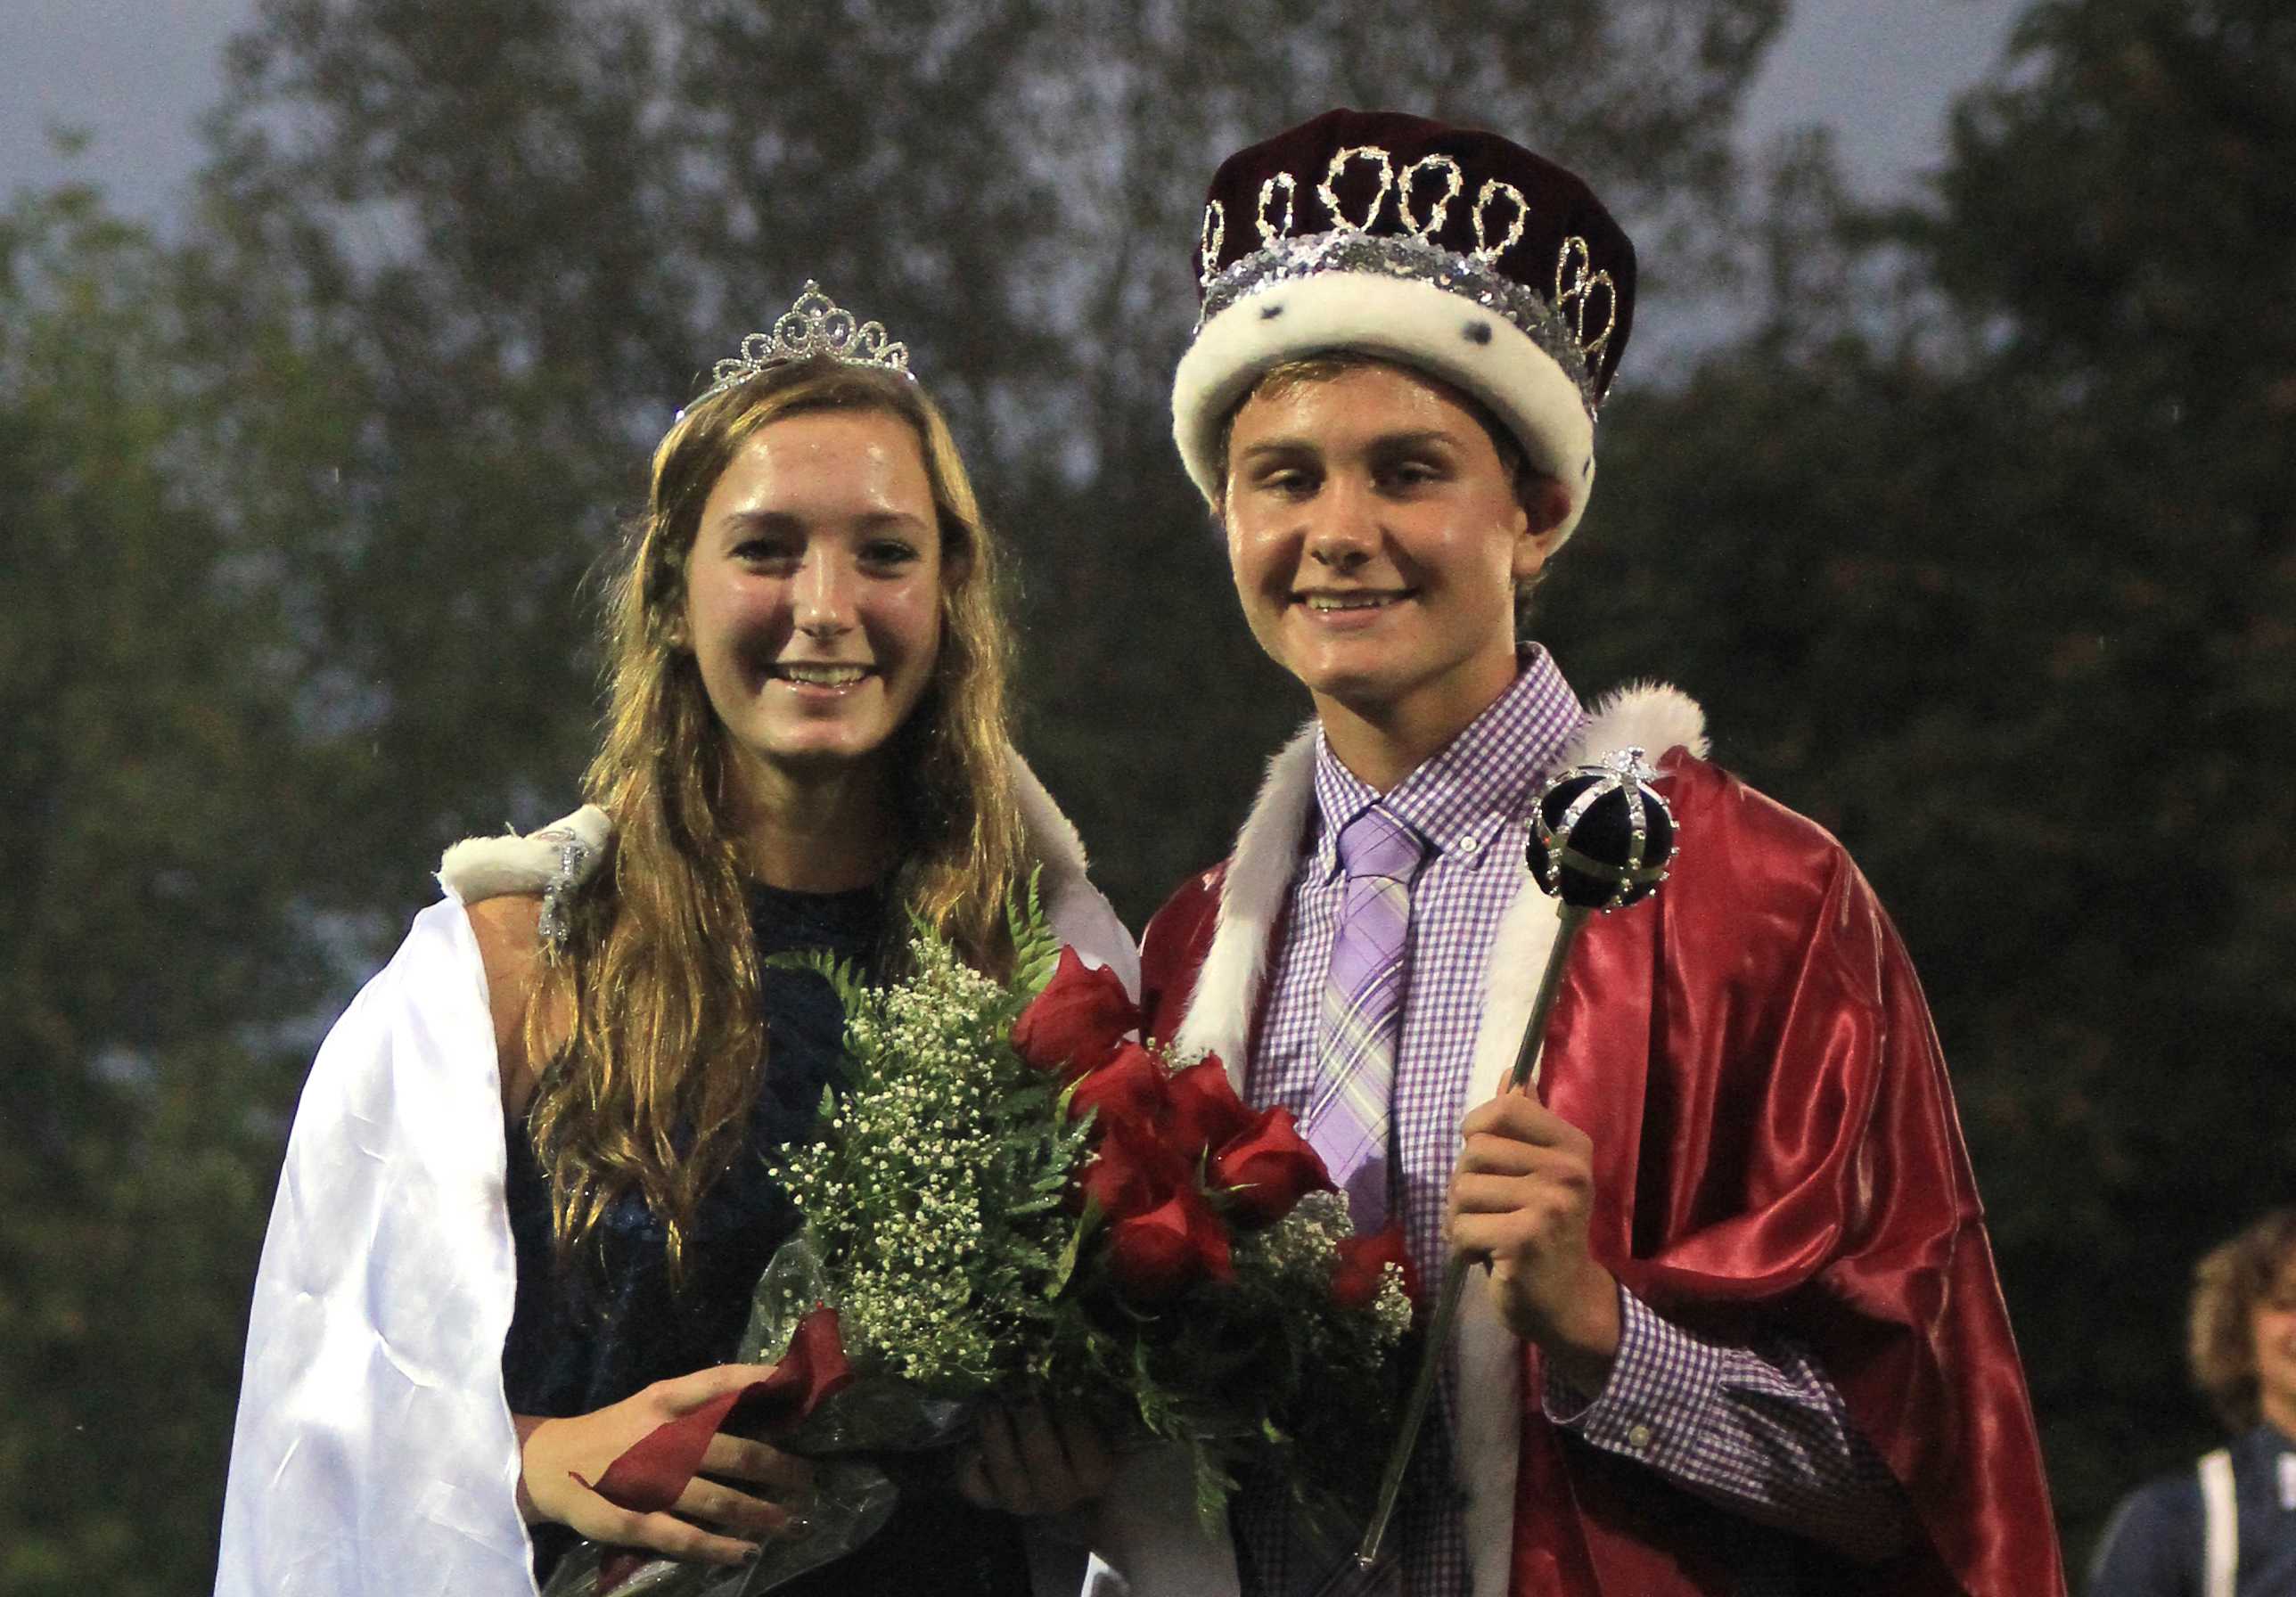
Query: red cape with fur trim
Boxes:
[{"xmin": 1139, "ymin": 748, "xmax": 2062, "ymax": 1596}]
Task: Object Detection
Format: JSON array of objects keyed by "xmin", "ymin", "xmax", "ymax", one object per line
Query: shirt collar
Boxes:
[{"xmin": 1309, "ymin": 646, "xmax": 1586, "ymax": 879}]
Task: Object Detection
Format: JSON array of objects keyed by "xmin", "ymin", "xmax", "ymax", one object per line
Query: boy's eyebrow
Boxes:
[{"xmin": 1235, "ymin": 428, "xmax": 1458, "ymax": 462}]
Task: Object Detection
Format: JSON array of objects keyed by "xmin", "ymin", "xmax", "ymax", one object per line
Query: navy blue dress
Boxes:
[{"xmin": 501, "ymin": 882, "xmax": 1034, "ymax": 1593}]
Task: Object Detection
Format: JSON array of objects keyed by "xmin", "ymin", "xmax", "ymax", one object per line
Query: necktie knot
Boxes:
[{"xmin": 1336, "ymin": 805, "xmax": 1427, "ymax": 887}]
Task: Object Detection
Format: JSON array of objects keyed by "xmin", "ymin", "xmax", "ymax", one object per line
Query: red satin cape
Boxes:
[{"xmin": 1140, "ymin": 751, "xmax": 2063, "ymax": 1597}]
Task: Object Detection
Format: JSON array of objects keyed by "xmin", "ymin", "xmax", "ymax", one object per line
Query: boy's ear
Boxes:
[{"xmin": 1513, "ymin": 473, "xmax": 1574, "ymax": 583}]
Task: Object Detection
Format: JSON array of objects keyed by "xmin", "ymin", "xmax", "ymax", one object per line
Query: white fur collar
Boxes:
[
  {"xmin": 436, "ymin": 748, "xmax": 1098, "ymax": 908},
  {"xmin": 1173, "ymin": 681, "xmax": 1707, "ymax": 1085},
  {"xmin": 1172, "ymin": 679, "xmax": 1707, "ymax": 1596}
]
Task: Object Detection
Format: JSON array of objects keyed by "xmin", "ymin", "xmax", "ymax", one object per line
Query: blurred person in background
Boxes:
[{"xmin": 2088, "ymin": 1208, "xmax": 2296, "ymax": 1597}]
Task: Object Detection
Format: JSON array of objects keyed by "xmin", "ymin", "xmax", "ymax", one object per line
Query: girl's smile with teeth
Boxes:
[{"xmin": 773, "ymin": 662, "xmax": 873, "ymax": 687}]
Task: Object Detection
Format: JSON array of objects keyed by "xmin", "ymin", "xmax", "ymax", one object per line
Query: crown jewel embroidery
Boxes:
[
  {"xmin": 687, "ymin": 282, "xmax": 913, "ymax": 411},
  {"xmin": 1204, "ymin": 143, "xmax": 1613, "ymax": 367}
]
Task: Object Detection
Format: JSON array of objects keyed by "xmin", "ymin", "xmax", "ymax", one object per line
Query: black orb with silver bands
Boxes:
[{"xmin": 1530, "ymin": 746, "xmax": 1676, "ymax": 910}]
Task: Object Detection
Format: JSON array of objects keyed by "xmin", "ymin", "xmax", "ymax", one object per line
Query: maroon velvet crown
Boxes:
[{"xmin": 1193, "ymin": 109, "xmax": 1636, "ymax": 401}]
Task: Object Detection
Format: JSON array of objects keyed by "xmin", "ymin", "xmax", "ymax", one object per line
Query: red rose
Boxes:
[
  {"xmin": 1166, "ymin": 1056, "xmax": 1254, "ymax": 1159},
  {"xmin": 1078, "ymin": 1122, "xmax": 1188, "ymax": 1220},
  {"xmin": 1331, "ymin": 1223, "xmax": 1421, "ymax": 1311},
  {"xmin": 1067, "ymin": 1043, "xmax": 1173, "ymax": 1137},
  {"xmin": 1209, "ymin": 1106, "xmax": 1335, "ymax": 1228},
  {"xmin": 1012, "ymin": 947, "xmax": 1140, "ymax": 1080},
  {"xmin": 1104, "ymin": 1183, "xmax": 1234, "ymax": 1301}
]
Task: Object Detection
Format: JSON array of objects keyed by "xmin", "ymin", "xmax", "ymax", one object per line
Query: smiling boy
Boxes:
[{"xmin": 1137, "ymin": 111, "xmax": 2064, "ymax": 1597}]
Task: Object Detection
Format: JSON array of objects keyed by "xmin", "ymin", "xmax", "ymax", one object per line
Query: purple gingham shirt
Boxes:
[{"xmin": 1242, "ymin": 650, "xmax": 1907, "ymax": 1595}]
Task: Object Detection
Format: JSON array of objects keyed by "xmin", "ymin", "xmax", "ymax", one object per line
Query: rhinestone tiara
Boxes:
[{"xmin": 685, "ymin": 281, "xmax": 914, "ymax": 412}]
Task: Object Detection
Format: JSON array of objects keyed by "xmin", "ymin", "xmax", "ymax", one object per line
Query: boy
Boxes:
[{"xmin": 1139, "ymin": 110, "xmax": 2062, "ymax": 1597}]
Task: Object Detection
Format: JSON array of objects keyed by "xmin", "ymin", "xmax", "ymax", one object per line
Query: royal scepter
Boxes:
[{"xmin": 1330, "ymin": 747, "xmax": 1677, "ymax": 1590}]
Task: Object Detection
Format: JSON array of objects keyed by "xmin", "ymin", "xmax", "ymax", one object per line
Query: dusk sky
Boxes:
[{"xmin": 4, "ymin": 1, "xmax": 2022, "ymax": 227}]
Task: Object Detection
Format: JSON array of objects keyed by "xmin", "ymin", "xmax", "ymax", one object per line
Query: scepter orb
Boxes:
[{"xmin": 1529, "ymin": 746, "xmax": 1677, "ymax": 909}]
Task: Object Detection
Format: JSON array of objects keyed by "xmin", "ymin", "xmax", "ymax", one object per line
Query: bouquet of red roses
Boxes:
[{"xmin": 546, "ymin": 889, "xmax": 1414, "ymax": 1596}]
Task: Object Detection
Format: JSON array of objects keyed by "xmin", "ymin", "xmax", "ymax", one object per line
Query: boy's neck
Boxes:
[{"xmin": 1312, "ymin": 667, "xmax": 1520, "ymax": 794}]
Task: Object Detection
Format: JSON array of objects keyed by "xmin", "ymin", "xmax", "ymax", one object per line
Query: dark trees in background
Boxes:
[{"xmin": 1, "ymin": 0, "xmax": 2286, "ymax": 1588}]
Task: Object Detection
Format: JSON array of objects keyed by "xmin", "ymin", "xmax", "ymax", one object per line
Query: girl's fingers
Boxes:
[
  {"xmin": 1010, "ymin": 1402, "xmax": 1072, "ymax": 1491},
  {"xmin": 973, "ymin": 1404, "xmax": 1029, "ymax": 1506},
  {"xmin": 674, "ymin": 1477, "xmax": 794, "ymax": 1540},
  {"xmin": 586, "ymin": 1503, "xmax": 758, "ymax": 1568},
  {"xmin": 657, "ymin": 1364, "xmax": 779, "ymax": 1413},
  {"xmin": 699, "ymin": 1433, "xmax": 816, "ymax": 1495},
  {"xmin": 1054, "ymin": 1409, "xmax": 1118, "ymax": 1496}
]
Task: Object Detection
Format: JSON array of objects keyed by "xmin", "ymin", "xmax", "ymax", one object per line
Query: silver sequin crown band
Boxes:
[{"xmin": 685, "ymin": 281, "xmax": 914, "ymax": 412}]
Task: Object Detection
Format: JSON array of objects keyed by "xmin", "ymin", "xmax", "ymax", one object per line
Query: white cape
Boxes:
[{"xmin": 215, "ymin": 768, "xmax": 1226, "ymax": 1597}]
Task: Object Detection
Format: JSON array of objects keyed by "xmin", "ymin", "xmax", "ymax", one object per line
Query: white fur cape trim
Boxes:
[
  {"xmin": 1171, "ymin": 269, "xmax": 1598, "ymax": 545},
  {"xmin": 437, "ymin": 805, "xmax": 611, "ymax": 904},
  {"xmin": 430, "ymin": 752, "xmax": 1141, "ymax": 998},
  {"xmin": 1171, "ymin": 682, "xmax": 1707, "ymax": 1594}
]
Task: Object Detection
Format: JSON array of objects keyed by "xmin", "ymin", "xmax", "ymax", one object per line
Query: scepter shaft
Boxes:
[{"xmin": 1346, "ymin": 902, "xmax": 1591, "ymax": 1576}]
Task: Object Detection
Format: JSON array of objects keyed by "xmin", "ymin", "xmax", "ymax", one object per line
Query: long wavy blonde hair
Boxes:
[{"xmin": 526, "ymin": 356, "xmax": 1027, "ymax": 1273}]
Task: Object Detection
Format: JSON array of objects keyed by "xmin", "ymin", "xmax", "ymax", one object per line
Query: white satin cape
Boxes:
[{"xmin": 214, "ymin": 760, "xmax": 1234, "ymax": 1597}]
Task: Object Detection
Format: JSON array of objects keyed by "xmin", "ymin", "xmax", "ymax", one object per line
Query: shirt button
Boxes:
[
  {"xmin": 1457, "ymin": 834, "xmax": 1480, "ymax": 853},
  {"xmin": 1626, "ymin": 1421, "xmax": 1654, "ymax": 1449}
]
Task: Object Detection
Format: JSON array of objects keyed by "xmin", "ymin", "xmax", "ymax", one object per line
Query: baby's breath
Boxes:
[{"xmin": 778, "ymin": 933, "xmax": 1081, "ymax": 1394}]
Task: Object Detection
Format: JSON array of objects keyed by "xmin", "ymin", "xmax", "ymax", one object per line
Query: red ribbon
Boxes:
[{"xmin": 578, "ymin": 1305, "xmax": 850, "ymax": 1590}]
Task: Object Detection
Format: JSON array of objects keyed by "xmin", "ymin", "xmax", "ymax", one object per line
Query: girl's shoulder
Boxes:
[{"xmin": 438, "ymin": 806, "xmax": 608, "ymax": 1118}]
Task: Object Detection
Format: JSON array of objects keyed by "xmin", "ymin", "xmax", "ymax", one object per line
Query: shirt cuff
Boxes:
[{"xmin": 1541, "ymin": 1284, "xmax": 1724, "ymax": 1471}]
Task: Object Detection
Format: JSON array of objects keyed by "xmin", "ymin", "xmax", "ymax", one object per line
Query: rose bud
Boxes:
[
  {"xmin": 1067, "ymin": 1043, "xmax": 1174, "ymax": 1136},
  {"xmin": 1209, "ymin": 1106, "xmax": 1335, "ymax": 1228},
  {"xmin": 1012, "ymin": 947, "xmax": 1141, "ymax": 1080},
  {"xmin": 1332, "ymin": 1222, "xmax": 1421, "ymax": 1311},
  {"xmin": 1104, "ymin": 1184, "xmax": 1234, "ymax": 1302},
  {"xmin": 1078, "ymin": 1122, "xmax": 1188, "ymax": 1221},
  {"xmin": 1166, "ymin": 1056, "xmax": 1254, "ymax": 1159}
]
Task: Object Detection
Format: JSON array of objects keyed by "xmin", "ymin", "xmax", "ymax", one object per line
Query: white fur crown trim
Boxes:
[{"xmin": 1172, "ymin": 269, "xmax": 1597, "ymax": 545}]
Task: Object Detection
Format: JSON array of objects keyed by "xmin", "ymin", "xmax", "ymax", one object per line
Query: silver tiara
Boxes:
[{"xmin": 686, "ymin": 281, "xmax": 914, "ymax": 411}]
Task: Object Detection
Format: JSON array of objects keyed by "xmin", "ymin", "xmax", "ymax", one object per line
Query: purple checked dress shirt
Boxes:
[{"xmin": 1241, "ymin": 648, "xmax": 1908, "ymax": 1596}]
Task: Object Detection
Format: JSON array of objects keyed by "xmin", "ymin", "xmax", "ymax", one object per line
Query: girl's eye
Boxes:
[
  {"xmin": 733, "ymin": 538, "xmax": 800, "ymax": 564},
  {"xmin": 862, "ymin": 541, "xmax": 921, "ymax": 567}
]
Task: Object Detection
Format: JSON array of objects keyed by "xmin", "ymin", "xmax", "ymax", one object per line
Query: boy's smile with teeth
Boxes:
[{"xmin": 1303, "ymin": 590, "xmax": 1411, "ymax": 611}]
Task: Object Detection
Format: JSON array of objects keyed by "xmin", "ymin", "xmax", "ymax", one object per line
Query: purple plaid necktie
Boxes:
[{"xmin": 1309, "ymin": 804, "xmax": 1428, "ymax": 1235}]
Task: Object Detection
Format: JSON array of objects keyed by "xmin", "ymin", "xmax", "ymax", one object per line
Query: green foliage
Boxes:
[
  {"xmin": 0, "ymin": 182, "xmax": 338, "ymax": 1595},
  {"xmin": 1006, "ymin": 870, "xmax": 1062, "ymax": 1002}
]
